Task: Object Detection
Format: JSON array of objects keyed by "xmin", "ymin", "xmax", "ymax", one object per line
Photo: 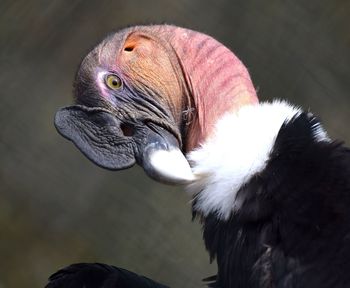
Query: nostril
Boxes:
[{"xmin": 120, "ymin": 123, "xmax": 135, "ymax": 137}]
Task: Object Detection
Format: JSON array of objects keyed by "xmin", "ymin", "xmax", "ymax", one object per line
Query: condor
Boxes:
[{"xmin": 48, "ymin": 25, "xmax": 350, "ymax": 288}]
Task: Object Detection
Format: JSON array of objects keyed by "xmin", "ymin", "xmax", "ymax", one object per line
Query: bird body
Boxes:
[
  {"xmin": 50, "ymin": 25, "xmax": 350, "ymax": 288},
  {"xmin": 190, "ymin": 102, "xmax": 350, "ymax": 287}
]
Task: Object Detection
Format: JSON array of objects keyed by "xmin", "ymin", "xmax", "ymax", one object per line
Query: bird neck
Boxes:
[
  {"xmin": 186, "ymin": 101, "xmax": 330, "ymax": 220},
  {"xmin": 168, "ymin": 26, "xmax": 258, "ymax": 152}
]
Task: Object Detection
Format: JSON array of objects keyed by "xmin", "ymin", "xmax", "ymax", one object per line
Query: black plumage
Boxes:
[
  {"xmin": 46, "ymin": 263, "xmax": 169, "ymax": 288},
  {"xmin": 195, "ymin": 113, "xmax": 350, "ymax": 288}
]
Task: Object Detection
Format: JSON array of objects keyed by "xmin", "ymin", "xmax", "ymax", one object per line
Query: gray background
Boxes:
[{"xmin": 1, "ymin": 1, "xmax": 349, "ymax": 287}]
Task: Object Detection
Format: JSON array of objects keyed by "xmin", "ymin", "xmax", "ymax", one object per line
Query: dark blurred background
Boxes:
[{"xmin": 1, "ymin": 1, "xmax": 349, "ymax": 287}]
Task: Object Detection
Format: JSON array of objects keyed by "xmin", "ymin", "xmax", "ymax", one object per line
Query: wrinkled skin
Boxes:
[{"xmin": 55, "ymin": 24, "xmax": 257, "ymax": 184}]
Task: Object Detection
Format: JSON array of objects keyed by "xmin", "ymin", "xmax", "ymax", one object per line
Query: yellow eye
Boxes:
[{"xmin": 105, "ymin": 74, "xmax": 122, "ymax": 90}]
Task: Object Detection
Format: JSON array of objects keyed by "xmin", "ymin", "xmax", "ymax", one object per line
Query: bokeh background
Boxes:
[{"xmin": 1, "ymin": 1, "xmax": 350, "ymax": 287}]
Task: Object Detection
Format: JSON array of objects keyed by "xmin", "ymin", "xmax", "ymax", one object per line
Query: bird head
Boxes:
[{"xmin": 55, "ymin": 25, "xmax": 258, "ymax": 185}]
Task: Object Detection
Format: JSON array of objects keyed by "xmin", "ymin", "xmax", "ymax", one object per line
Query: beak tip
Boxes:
[{"xmin": 145, "ymin": 148, "xmax": 196, "ymax": 185}]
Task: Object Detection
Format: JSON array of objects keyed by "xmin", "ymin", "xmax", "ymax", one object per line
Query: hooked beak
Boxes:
[
  {"xmin": 54, "ymin": 105, "xmax": 195, "ymax": 185},
  {"xmin": 139, "ymin": 125, "xmax": 195, "ymax": 184}
]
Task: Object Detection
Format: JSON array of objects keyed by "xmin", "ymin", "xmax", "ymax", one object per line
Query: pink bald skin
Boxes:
[
  {"xmin": 168, "ymin": 27, "xmax": 258, "ymax": 151},
  {"xmin": 94, "ymin": 25, "xmax": 258, "ymax": 152}
]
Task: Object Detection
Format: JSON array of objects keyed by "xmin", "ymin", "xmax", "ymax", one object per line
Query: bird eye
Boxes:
[{"xmin": 105, "ymin": 74, "xmax": 122, "ymax": 90}]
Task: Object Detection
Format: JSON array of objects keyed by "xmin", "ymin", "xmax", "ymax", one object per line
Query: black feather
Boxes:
[
  {"xmin": 46, "ymin": 263, "xmax": 169, "ymax": 288},
  {"xmin": 196, "ymin": 112, "xmax": 350, "ymax": 288}
]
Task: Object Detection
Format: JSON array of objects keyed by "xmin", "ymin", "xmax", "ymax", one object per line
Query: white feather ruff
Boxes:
[{"xmin": 186, "ymin": 100, "xmax": 302, "ymax": 220}]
